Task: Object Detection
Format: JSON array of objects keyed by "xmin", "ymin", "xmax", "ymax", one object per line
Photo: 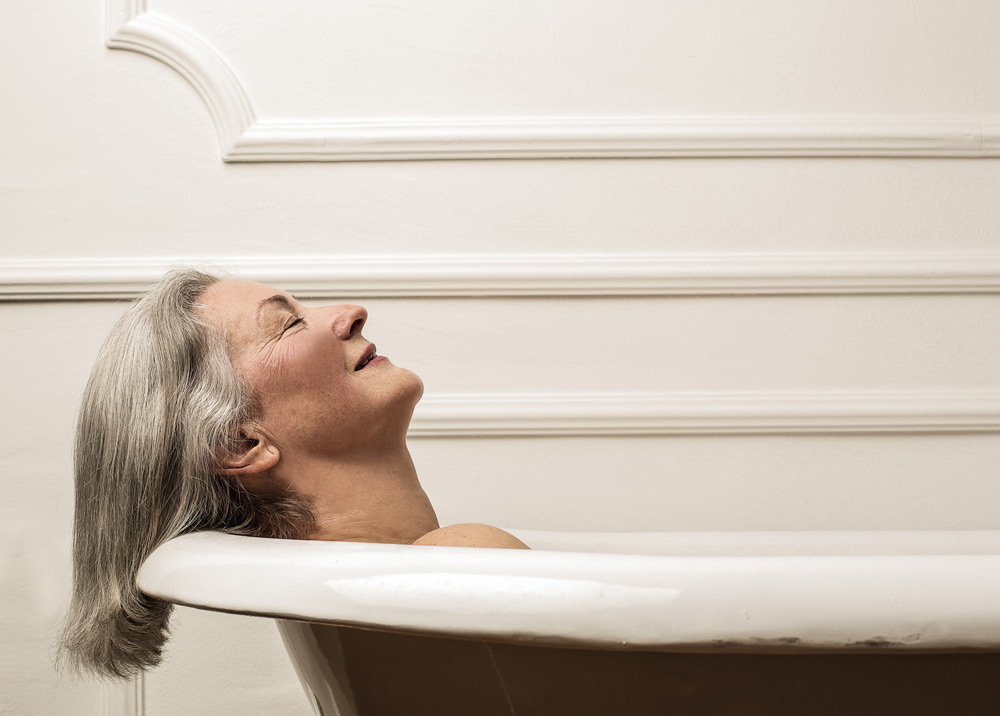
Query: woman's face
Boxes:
[{"xmin": 197, "ymin": 280, "xmax": 423, "ymax": 458}]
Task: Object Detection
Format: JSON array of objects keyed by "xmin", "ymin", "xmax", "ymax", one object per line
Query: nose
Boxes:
[{"xmin": 332, "ymin": 304, "xmax": 367, "ymax": 339}]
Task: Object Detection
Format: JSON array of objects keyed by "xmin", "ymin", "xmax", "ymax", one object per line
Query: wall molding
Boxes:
[
  {"xmin": 102, "ymin": 675, "xmax": 143, "ymax": 716},
  {"xmin": 409, "ymin": 390, "xmax": 1000, "ymax": 437},
  {"xmin": 4, "ymin": 252, "xmax": 1000, "ymax": 301},
  {"xmin": 107, "ymin": 1, "xmax": 253, "ymax": 155},
  {"xmin": 108, "ymin": 1, "xmax": 1000, "ymax": 162},
  {"xmin": 228, "ymin": 116, "xmax": 1000, "ymax": 162}
]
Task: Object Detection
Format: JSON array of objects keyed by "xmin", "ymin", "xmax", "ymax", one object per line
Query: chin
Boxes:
[
  {"xmin": 378, "ymin": 368, "xmax": 423, "ymax": 439},
  {"xmin": 397, "ymin": 366, "xmax": 424, "ymax": 405}
]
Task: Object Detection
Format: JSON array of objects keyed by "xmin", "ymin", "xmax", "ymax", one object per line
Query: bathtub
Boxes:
[{"xmin": 138, "ymin": 530, "xmax": 1000, "ymax": 715}]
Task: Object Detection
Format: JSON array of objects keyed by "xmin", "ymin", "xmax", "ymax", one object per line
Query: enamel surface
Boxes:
[{"xmin": 138, "ymin": 530, "xmax": 1000, "ymax": 651}]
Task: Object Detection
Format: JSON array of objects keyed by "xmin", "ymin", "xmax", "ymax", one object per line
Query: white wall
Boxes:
[{"xmin": 4, "ymin": 1, "xmax": 1000, "ymax": 714}]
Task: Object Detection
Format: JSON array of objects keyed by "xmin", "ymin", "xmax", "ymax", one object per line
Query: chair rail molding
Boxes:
[
  {"xmin": 107, "ymin": 0, "xmax": 1000, "ymax": 162},
  {"xmin": 4, "ymin": 252, "xmax": 1000, "ymax": 300},
  {"xmin": 410, "ymin": 390, "xmax": 1000, "ymax": 437}
]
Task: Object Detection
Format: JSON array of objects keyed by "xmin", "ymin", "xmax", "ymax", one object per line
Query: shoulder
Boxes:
[{"xmin": 411, "ymin": 523, "xmax": 530, "ymax": 550}]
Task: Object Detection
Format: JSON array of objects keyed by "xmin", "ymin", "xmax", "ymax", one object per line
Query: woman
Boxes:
[{"xmin": 60, "ymin": 268, "xmax": 526, "ymax": 680}]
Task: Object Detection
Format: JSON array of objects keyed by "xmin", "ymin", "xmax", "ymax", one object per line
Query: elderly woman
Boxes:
[{"xmin": 60, "ymin": 269, "xmax": 526, "ymax": 680}]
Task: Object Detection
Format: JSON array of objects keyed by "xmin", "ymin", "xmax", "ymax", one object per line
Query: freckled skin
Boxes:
[{"xmin": 198, "ymin": 280, "xmax": 528, "ymax": 550}]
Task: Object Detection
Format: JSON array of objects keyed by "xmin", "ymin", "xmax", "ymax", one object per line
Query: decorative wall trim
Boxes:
[
  {"xmin": 107, "ymin": 1, "xmax": 1000, "ymax": 162},
  {"xmin": 228, "ymin": 117, "xmax": 1000, "ymax": 162},
  {"xmin": 106, "ymin": 1, "xmax": 253, "ymax": 153},
  {"xmin": 410, "ymin": 390, "xmax": 1000, "ymax": 437},
  {"xmin": 4, "ymin": 252, "xmax": 1000, "ymax": 301},
  {"xmin": 102, "ymin": 675, "xmax": 144, "ymax": 716}
]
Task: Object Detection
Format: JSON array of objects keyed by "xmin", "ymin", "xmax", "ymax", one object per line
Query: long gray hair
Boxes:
[{"xmin": 59, "ymin": 269, "xmax": 313, "ymax": 679}]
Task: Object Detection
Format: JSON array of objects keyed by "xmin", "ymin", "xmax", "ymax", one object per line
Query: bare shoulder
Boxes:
[{"xmin": 412, "ymin": 523, "xmax": 530, "ymax": 549}]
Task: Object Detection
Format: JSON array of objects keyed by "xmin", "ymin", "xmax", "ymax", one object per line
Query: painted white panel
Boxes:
[
  {"xmin": 359, "ymin": 294, "xmax": 1000, "ymax": 394},
  {"xmin": 411, "ymin": 433, "xmax": 1000, "ymax": 533},
  {"xmin": 106, "ymin": 0, "xmax": 1000, "ymax": 160},
  {"xmin": 152, "ymin": 0, "xmax": 1000, "ymax": 120},
  {"xmin": 0, "ymin": 303, "xmax": 109, "ymax": 715},
  {"xmin": 143, "ymin": 609, "xmax": 310, "ymax": 716},
  {"xmin": 9, "ymin": 156, "xmax": 1000, "ymax": 261},
  {"xmin": 5, "ymin": 3, "xmax": 1000, "ymax": 263}
]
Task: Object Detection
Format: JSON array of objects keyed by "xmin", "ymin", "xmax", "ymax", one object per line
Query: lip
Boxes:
[{"xmin": 355, "ymin": 343, "xmax": 378, "ymax": 371}]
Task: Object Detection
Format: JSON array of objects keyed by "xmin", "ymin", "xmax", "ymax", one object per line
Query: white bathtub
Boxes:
[{"xmin": 138, "ymin": 530, "xmax": 1000, "ymax": 715}]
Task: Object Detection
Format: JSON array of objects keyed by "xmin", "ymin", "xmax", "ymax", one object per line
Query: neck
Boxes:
[{"xmin": 274, "ymin": 444, "xmax": 439, "ymax": 544}]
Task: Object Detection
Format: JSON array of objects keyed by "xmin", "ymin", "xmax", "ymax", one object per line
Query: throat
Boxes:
[{"xmin": 292, "ymin": 457, "xmax": 440, "ymax": 545}]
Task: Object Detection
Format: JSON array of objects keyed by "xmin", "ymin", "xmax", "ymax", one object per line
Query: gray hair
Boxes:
[{"xmin": 59, "ymin": 269, "xmax": 313, "ymax": 679}]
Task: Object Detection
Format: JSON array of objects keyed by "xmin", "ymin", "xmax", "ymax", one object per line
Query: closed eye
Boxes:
[{"xmin": 282, "ymin": 317, "xmax": 305, "ymax": 334}]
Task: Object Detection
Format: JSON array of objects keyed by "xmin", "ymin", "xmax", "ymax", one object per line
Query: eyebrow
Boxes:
[{"xmin": 255, "ymin": 294, "xmax": 297, "ymax": 325}]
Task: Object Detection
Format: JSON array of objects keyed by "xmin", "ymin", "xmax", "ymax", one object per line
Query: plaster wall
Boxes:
[{"xmin": 2, "ymin": 1, "xmax": 1000, "ymax": 714}]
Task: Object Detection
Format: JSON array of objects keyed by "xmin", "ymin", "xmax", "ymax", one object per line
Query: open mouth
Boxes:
[{"xmin": 355, "ymin": 344, "xmax": 377, "ymax": 371}]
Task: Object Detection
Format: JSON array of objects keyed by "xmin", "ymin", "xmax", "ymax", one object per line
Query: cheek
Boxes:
[{"xmin": 252, "ymin": 339, "xmax": 349, "ymax": 403}]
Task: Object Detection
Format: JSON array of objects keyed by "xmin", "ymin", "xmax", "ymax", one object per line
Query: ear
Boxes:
[{"xmin": 217, "ymin": 427, "xmax": 280, "ymax": 477}]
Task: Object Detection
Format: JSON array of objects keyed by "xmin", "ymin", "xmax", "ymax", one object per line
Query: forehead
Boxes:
[{"xmin": 197, "ymin": 279, "xmax": 292, "ymax": 342}]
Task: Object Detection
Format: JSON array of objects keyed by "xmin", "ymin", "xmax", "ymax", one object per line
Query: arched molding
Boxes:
[
  {"xmin": 106, "ymin": 0, "xmax": 253, "ymax": 156},
  {"xmin": 107, "ymin": 1, "xmax": 1000, "ymax": 162}
]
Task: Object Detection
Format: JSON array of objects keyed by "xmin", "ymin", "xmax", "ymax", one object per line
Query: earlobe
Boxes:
[{"xmin": 217, "ymin": 428, "xmax": 280, "ymax": 477}]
